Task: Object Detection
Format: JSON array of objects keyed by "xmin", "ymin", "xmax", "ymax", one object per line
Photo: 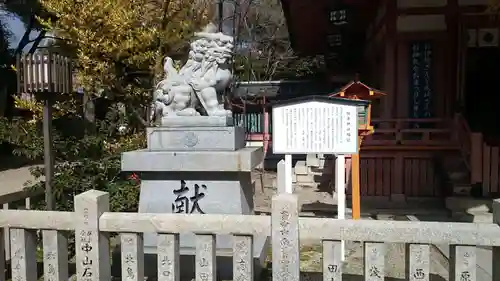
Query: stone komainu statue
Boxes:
[{"xmin": 151, "ymin": 23, "xmax": 234, "ymax": 122}]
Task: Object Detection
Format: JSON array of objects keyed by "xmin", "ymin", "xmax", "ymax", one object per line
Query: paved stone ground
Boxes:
[
  {"xmin": 252, "ymin": 170, "xmax": 450, "ymax": 281},
  {"xmin": 0, "ymin": 163, "xmax": 42, "ymax": 197}
]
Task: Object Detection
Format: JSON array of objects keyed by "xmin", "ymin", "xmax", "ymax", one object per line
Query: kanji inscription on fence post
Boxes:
[
  {"xmin": 121, "ymin": 233, "xmax": 144, "ymax": 281},
  {"xmin": 75, "ymin": 190, "xmax": 111, "ymax": 281},
  {"xmin": 42, "ymin": 230, "xmax": 69, "ymax": 281},
  {"xmin": 10, "ymin": 228, "xmax": 37, "ymax": 281},
  {"xmin": 453, "ymin": 246, "xmax": 476, "ymax": 281},
  {"xmin": 272, "ymin": 193, "xmax": 300, "ymax": 281},
  {"xmin": 364, "ymin": 242, "xmax": 384, "ymax": 281},
  {"xmin": 157, "ymin": 234, "xmax": 180, "ymax": 281},
  {"xmin": 322, "ymin": 240, "xmax": 342, "ymax": 281},
  {"xmin": 406, "ymin": 244, "xmax": 430, "ymax": 281}
]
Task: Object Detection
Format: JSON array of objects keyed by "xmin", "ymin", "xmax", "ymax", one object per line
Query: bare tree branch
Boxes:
[{"xmin": 232, "ymin": 0, "xmax": 323, "ymax": 81}]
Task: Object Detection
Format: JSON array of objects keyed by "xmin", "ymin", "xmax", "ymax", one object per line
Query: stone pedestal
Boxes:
[{"xmin": 113, "ymin": 116, "xmax": 269, "ymax": 280}]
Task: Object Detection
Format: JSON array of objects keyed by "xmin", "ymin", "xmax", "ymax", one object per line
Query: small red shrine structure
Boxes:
[
  {"xmin": 329, "ymin": 80, "xmax": 386, "ymax": 218},
  {"xmin": 330, "ymin": 79, "xmax": 386, "ymax": 133}
]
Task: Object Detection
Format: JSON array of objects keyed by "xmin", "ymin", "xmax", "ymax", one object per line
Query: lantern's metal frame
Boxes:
[{"xmin": 16, "ymin": 52, "xmax": 73, "ymax": 210}]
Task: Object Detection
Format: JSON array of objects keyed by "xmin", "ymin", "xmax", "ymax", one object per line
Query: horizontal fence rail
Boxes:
[
  {"xmin": 0, "ymin": 190, "xmax": 499, "ymax": 281},
  {"xmin": 3, "ymin": 208, "xmax": 500, "ymax": 246}
]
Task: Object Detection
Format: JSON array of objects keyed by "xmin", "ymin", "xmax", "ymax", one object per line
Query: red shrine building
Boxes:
[{"xmin": 234, "ymin": 0, "xmax": 500, "ymax": 200}]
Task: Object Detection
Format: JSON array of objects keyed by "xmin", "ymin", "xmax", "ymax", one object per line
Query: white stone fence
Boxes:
[
  {"xmin": 0, "ymin": 189, "xmax": 500, "ymax": 281},
  {"xmin": 0, "ymin": 188, "xmax": 42, "ymax": 262}
]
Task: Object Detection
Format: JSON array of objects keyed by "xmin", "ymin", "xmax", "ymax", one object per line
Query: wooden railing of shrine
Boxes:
[
  {"xmin": 364, "ymin": 118, "xmax": 455, "ymax": 148},
  {"xmin": 1, "ymin": 188, "xmax": 500, "ymax": 281},
  {"xmin": 234, "ymin": 112, "xmax": 457, "ymax": 149},
  {"xmin": 454, "ymin": 113, "xmax": 500, "ymax": 197},
  {"xmin": 341, "ymin": 152, "xmax": 442, "ymax": 197}
]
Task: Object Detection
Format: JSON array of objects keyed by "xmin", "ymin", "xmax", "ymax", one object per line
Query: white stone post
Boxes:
[
  {"xmin": 277, "ymin": 160, "xmax": 286, "ymax": 194},
  {"xmin": 120, "ymin": 233, "xmax": 144, "ymax": 281},
  {"xmin": 42, "ymin": 230, "xmax": 69, "ymax": 281},
  {"xmin": 233, "ymin": 235, "xmax": 253, "ymax": 281},
  {"xmin": 284, "ymin": 154, "xmax": 293, "ymax": 193},
  {"xmin": 493, "ymin": 199, "xmax": 500, "ymax": 281},
  {"xmin": 0, "ymin": 228, "xmax": 4, "ymax": 281},
  {"xmin": 74, "ymin": 190, "xmax": 111, "ymax": 281},
  {"xmin": 157, "ymin": 234, "xmax": 180, "ymax": 281},
  {"xmin": 405, "ymin": 244, "xmax": 430, "ymax": 281},
  {"xmin": 335, "ymin": 154, "xmax": 346, "ymax": 261},
  {"xmin": 10, "ymin": 228, "xmax": 37, "ymax": 281}
]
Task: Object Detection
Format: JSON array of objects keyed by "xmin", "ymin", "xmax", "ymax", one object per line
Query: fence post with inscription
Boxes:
[
  {"xmin": 10, "ymin": 228, "xmax": 37, "ymax": 281},
  {"xmin": 272, "ymin": 193, "xmax": 300, "ymax": 281},
  {"xmin": 42, "ymin": 230, "xmax": 69, "ymax": 281},
  {"xmin": 74, "ymin": 190, "xmax": 111, "ymax": 281}
]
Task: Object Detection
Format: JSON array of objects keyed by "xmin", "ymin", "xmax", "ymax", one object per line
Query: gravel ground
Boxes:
[{"xmin": 251, "ymin": 170, "xmax": 450, "ymax": 281}]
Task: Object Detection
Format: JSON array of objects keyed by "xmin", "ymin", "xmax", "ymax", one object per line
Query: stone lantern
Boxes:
[{"xmin": 16, "ymin": 52, "xmax": 73, "ymax": 210}]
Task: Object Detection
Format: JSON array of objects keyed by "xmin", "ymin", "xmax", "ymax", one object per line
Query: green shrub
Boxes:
[{"xmin": 0, "ymin": 111, "xmax": 145, "ymax": 213}]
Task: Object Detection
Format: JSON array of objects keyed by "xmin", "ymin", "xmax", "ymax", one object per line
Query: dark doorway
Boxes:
[{"xmin": 464, "ymin": 47, "xmax": 500, "ymax": 144}]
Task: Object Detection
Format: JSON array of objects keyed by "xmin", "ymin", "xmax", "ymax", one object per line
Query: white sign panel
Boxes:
[{"xmin": 272, "ymin": 101, "xmax": 358, "ymax": 154}]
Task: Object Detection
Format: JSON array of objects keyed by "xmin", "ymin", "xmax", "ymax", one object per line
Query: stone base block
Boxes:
[
  {"xmin": 160, "ymin": 116, "xmax": 234, "ymax": 127},
  {"xmin": 111, "ymin": 244, "xmax": 269, "ymax": 280},
  {"xmin": 147, "ymin": 126, "xmax": 245, "ymax": 151},
  {"xmin": 122, "ymin": 147, "xmax": 263, "ymax": 172},
  {"xmin": 137, "ymin": 175, "xmax": 258, "ymax": 250}
]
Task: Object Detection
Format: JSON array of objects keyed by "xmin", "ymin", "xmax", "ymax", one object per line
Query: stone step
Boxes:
[
  {"xmin": 294, "ymin": 160, "xmax": 309, "ymax": 175},
  {"xmin": 306, "ymin": 154, "xmax": 320, "ymax": 167},
  {"xmin": 310, "ymin": 165, "xmax": 331, "ymax": 175},
  {"xmin": 295, "ymin": 182, "xmax": 320, "ymax": 189},
  {"xmin": 451, "ymin": 212, "xmax": 493, "ymax": 223},
  {"xmin": 445, "ymin": 197, "xmax": 492, "ymax": 213},
  {"xmin": 294, "ymin": 173, "xmax": 333, "ymax": 185},
  {"xmin": 294, "ymin": 174, "xmax": 314, "ymax": 183},
  {"xmin": 294, "ymin": 164, "xmax": 332, "ymax": 177}
]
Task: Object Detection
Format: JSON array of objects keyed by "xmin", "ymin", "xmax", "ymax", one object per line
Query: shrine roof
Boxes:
[
  {"xmin": 268, "ymin": 95, "xmax": 370, "ymax": 108},
  {"xmin": 329, "ymin": 80, "xmax": 386, "ymax": 99},
  {"xmin": 280, "ymin": 0, "xmax": 380, "ymax": 55}
]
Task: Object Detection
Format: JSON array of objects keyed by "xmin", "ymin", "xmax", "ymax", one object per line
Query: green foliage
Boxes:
[
  {"xmin": 1, "ymin": 0, "xmax": 214, "ymax": 213},
  {"xmin": 0, "ymin": 109, "xmax": 144, "ymax": 213},
  {"xmin": 38, "ymin": 0, "xmax": 214, "ymax": 106}
]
